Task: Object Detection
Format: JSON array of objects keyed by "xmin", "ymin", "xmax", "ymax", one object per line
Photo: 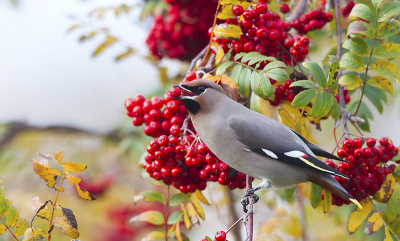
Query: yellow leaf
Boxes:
[
  {"xmin": 167, "ymin": 223, "xmax": 175, "ymax": 236},
  {"xmin": 323, "ymin": 189, "xmax": 332, "ymax": 213},
  {"xmin": 212, "ymin": 42, "xmax": 225, "ymax": 64},
  {"xmin": 217, "ymin": 5, "xmax": 235, "ymax": 20},
  {"xmin": 0, "ymin": 197, "xmax": 12, "ymax": 217},
  {"xmin": 281, "ymin": 104, "xmax": 302, "ymax": 119},
  {"xmin": 29, "ymin": 197, "xmax": 51, "ymax": 220},
  {"xmin": 279, "ymin": 109, "xmax": 296, "ymax": 129},
  {"xmin": 14, "ymin": 218, "xmax": 30, "ymax": 236},
  {"xmin": 364, "ymin": 212, "xmax": 384, "ymax": 235},
  {"xmin": 367, "ymin": 76, "xmax": 394, "ymax": 96},
  {"xmin": 175, "ymin": 222, "xmax": 183, "ymax": 241},
  {"xmin": 195, "ymin": 190, "xmax": 210, "ymax": 206},
  {"xmin": 31, "ymin": 159, "xmax": 62, "ymax": 176},
  {"xmin": 62, "ymin": 161, "xmax": 87, "ymax": 173},
  {"xmin": 348, "ymin": 199, "xmax": 372, "ymax": 234},
  {"xmin": 181, "ymin": 204, "xmax": 191, "ymax": 230},
  {"xmin": 0, "ymin": 224, "xmax": 5, "ymax": 234},
  {"xmin": 146, "ymin": 231, "xmax": 165, "ymax": 240},
  {"xmin": 213, "ymin": 24, "xmax": 242, "ymax": 40},
  {"xmin": 115, "ymin": 48, "xmax": 135, "ymax": 61},
  {"xmin": 378, "ymin": 174, "xmax": 396, "ymax": 203},
  {"xmin": 190, "ymin": 193, "xmax": 205, "ymax": 220},
  {"xmin": 159, "ymin": 67, "xmax": 168, "ymax": 84},
  {"xmin": 186, "ymin": 203, "xmax": 199, "ymax": 224},
  {"xmin": 75, "ymin": 184, "xmax": 96, "ymax": 201},
  {"xmin": 66, "ymin": 175, "xmax": 81, "ymax": 185},
  {"xmin": 6, "ymin": 206, "xmax": 19, "ymax": 227},
  {"xmin": 92, "ymin": 35, "xmax": 118, "ymax": 57},
  {"xmin": 54, "ymin": 152, "xmax": 64, "ymax": 164},
  {"xmin": 129, "ymin": 211, "xmax": 164, "ymax": 225},
  {"xmin": 52, "ymin": 216, "xmax": 79, "ymax": 239},
  {"xmin": 384, "ymin": 226, "xmax": 394, "ymax": 241},
  {"xmin": 23, "ymin": 227, "xmax": 47, "ymax": 240},
  {"xmin": 280, "ymin": 214, "xmax": 302, "ymax": 238},
  {"xmin": 220, "ymin": 0, "xmax": 241, "ymax": 4}
]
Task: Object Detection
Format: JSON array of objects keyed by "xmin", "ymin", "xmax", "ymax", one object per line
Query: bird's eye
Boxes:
[{"xmin": 198, "ymin": 86, "xmax": 206, "ymax": 93}]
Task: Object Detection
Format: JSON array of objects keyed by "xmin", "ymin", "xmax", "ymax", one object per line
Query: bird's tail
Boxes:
[{"xmin": 309, "ymin": 173, "xmax": 362, "ymax": 209}]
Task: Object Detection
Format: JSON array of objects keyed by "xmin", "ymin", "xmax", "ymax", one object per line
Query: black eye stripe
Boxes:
[{"xmin": 183, "ymin": 85, "xmax": 209, "ymax": 95}]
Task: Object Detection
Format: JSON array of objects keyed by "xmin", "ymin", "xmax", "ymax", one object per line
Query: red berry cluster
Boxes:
[
  {"xmin": 125, "ymin": 86, "xmax": 248, "ymax": 193},
  {"xmin": 341, "ymin": 1, "xmax": 355, "ymax": 17},
  {"xmin": 335, "ymin": 89, "xmax": 351, "ymax": 104},
  {"xmin": 212, "ymin": 1, "xmax": 314, "ymax": 67},
  {"xmin": 264, "ymin": 72, "xmax": 307, "ymax": 106},
  {"xmin": 124, "ymin": 88, "xmax": 187, "ymax": 138},
  {"xmin": 324, "ymin": 137, "xmax": 398, "ymax": 206},
  {"xmin": 289, "ymin": 7, "xmax": 333, "ymax": 34},
  {"xmin": 146, "ymin": 0, "xmax": 218, "ymax": 61}
]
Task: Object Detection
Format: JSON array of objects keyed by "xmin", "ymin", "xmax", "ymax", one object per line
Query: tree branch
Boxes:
[{"xmin": 244, "ymin": 90, "xmax": 253, "ymax": 241}]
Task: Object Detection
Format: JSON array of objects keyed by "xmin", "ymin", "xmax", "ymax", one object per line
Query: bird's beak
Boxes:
[{"xmin": 173, "ymin": 84, "xmax": 195, "ymax": 100}]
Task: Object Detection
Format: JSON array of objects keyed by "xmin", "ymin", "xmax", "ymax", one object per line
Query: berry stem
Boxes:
[
  {"xmin": 225, "ymin": 216, "xmax": 243, "ymax": 234},
  {"xmin": 353, "ymin": 37, "xmax": 377, "ymax": 116},
  {"xmin": 0, "ymin": 216, "xmax": 19, "ymax": 241},
  {"xmin": 193, "ymin": 0, "xmax": 222, "ymax": 72},
  {"xmin": 48, "ymin": 172, "xmax": 66, "ymax": 241},
  {"xmin": 165, "ymin": 185, "xmax": 170, "ymax": 241},
  {"xmin": 187, "ymin": 46, "xmax": 208, "ymax": 76}
]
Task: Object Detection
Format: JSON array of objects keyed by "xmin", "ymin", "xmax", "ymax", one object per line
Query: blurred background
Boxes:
[{"xmin": 1, "ymin": 0, "xmax": 399, "ymax": 240}]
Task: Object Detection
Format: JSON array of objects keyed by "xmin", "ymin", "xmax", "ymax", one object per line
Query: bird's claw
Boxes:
[{"xmin": 240, "ymin": 189, "xmax": 259, "ymax": 213}]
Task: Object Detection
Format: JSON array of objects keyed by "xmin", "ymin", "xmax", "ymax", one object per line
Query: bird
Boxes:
[{"xmin": 173, "ymin": 79, "xmax": 362, "ymax": 212}]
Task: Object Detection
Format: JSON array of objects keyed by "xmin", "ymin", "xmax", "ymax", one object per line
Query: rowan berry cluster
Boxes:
[
  {"xmin": 125, "ymin": 86, "xmax": 248, "ymax": 193},
  {"xmin": 335, "ymin": 89, "xmax": 351, "ymax": 104},
  {"xmin": 146, "ymin": 0, "xmax": 217, "ymax": 61},
  {"xmin": 324, "ymin": 137, "xmax": 398, "ymax": 206},
  {"xmin": 289, "ymin": 7, "xmax": 333, "ymax": 34},
  {"xmin": 341, "ymin": 1, "xmax": 355, "ymax": 17}
]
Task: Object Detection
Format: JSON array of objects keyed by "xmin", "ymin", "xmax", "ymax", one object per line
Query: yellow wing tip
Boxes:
[{"xmin": 350, "ymin": 198, "xmax": 362, "ymax": 209}]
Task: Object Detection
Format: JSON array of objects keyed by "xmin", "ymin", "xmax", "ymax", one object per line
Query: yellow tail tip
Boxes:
[{"xmin": 350, "ymin": 198, "xmax": 362, "ymax": 209}]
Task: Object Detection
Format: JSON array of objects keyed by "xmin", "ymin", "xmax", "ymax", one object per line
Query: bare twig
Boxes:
[
  {"xmin": 244, "ymin": 90, "xmax": 253, "ymax": 241},
  {"xmin": 187, "ymin": 46, "xmax": 208, "ymax": 76},
  {"xmin": 286, "ymin": 0, "xmax": 308, "ymax": 21}
]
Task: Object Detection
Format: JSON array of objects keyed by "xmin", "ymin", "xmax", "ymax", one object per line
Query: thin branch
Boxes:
[
  {"xmin": 244, "ymin": 90, "xmax": 253, "ymax": 241},
  {"xmin": 48, "ymin": 172, "xmax": 66, "ymax": 241},
  {"xmin": 0, "ymin": 216, "xmax": 19, "ymax": 240},
  {"xmin": 187, "ymin": 46, "xmax": 208, "ymax": 76},
  {"xmin": 226, "ymin": 216, "xmax": 244, "ymax": 235}
]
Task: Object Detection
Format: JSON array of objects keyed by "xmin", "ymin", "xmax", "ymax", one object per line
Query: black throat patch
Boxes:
[{"xmin": 180, "ymin": 99, "xmax": 200, "ymax": 115}]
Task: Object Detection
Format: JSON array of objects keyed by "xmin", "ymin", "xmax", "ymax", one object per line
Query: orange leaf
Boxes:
[{"xmin": 54, "ymin": 152, "xmax": 64, "ymax": 164}]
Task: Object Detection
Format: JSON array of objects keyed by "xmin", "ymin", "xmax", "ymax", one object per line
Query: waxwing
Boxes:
[{"xmin": 173, "ymin": 79, "xmax": 361, "ymax": 211}]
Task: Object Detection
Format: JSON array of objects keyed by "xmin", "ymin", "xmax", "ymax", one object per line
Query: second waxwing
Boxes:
[{"xmin": 173, "ymin": 79, "xmax": 362, "ymax": 211}]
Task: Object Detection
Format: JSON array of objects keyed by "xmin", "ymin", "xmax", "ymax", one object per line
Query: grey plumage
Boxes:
[{"xmin": 174, "ymin": 80, "xmax": 361, "ymax": 209}]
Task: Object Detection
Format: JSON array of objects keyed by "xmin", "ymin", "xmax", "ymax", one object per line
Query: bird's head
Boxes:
[{"xmin": 173, "ymin": 79, "xmax": 227, "ymax": 115}]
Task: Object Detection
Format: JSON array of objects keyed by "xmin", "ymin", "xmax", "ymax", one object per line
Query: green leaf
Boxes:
[
  {"xmin": 302, "ymin": 61, "xmax": 327, "ymax": 87},
  {"xmin": 378, "ymin": 19, "xmax": 400, "ymax": 39},
  {"xmin": 239, "ymin": 68, "xmax": 251, "ymax": 98},
  {"xmin": 129, "ymin": 211, "xmax": 165, "ymax": 225},
  {"xmin": 378, "ymin": 1, "xmax": 400, "ymax": 22},
  {"xmin": 347, "ymin": 21, "xmax": 374, "ymax": 38},
  {"xmin": 241, "ymin": 52, "xmax": 261, "ymax": 63},
  {"xmin": 349, "ymin": 4, "xmax": 376, "ymax": 22},
  {"xmin": 260, "ymin": 73, "xmax": 274, "ymax": 100},
  {"xmin": 285, "ymin": 186, "xmax": 296, "ymax": 198},
  {"xmin": 0, "ymin": 223, "xmax": 6, "ymax": 235},
  {"xmin": 289, "ymin": 80, "xmax": 315, "ymax": 89},
  {"xmin": 167, "ymin": 211, "xmax": 183, "ymax": 224},
  {"xmin": 248, "ymin": 55, "xmax": 270, "ymax": 66},
  {"xmin": 367, "ymin": 76, "xmax": 394, "ymax": 96},
  {"xmin": 169, "ymin": 193, "xmax": 190, "ymax": 206},
  {"xmin": 358, "ymin": 102, "xmax": 373, "ymax": 119},
  {"xmin": 374, "ymin": 43, "xmax": 400, "ymax": 59},
  {"xmin": 310, "ymin": 183, "xmax": 322, "ymax": 208},
  {"xmin": 339, "ymin": 74, "xmax": 363, "ymax": 90},
  {"xmin": 372, "ymin": 0, "xmax": 383, "ymax": 9},
  {"xmin": 234, "ymin": 52, "xmax": 246, "ymax": 61},
  {"xmin": 291, "ymin": 89, "xmax": 316, "ymax": 108},
  {"xmin": 364, "ymin": 85, "xmax": 386, "ymax": 113},
  {"xmin": 251, "ymin": 71, "xmax": 266, "ymax": 98},
  {"xmin": 343, "ymin": 37, "xmax": 370, "ymax": 57},
  {"xmin": 230, "ymin": 64, "xmax": 242, "ymax": 86},
  {"xmin": 265, "ymin": 68, "xmax": 290, "ymax": 82},
  {"xmin": 386, "ymin": 187, "xmax": 400, "ymax": 224},
  {"xmin": 323, "ymin": 189, "xmax": 332, "ymax": 213},
  {"xmin": 0, "ymin": 197, "xmax": 12, "ymax": 217},
  {"xmin": 370, "ymin": 60, "xmax": 399, "ymax": 80},
  {"xmin": 331, "ymin": 100, "xmax": 342, "ymax": 119},
  {"xmin": 340, "ymin": 53, "xmax": 365, "ymax": 72},
  {"xmin": 6, "ymin": 206, "xmax": 18, "ymax": 227},
  {"xmin": 321, "ymin": 91, "xmax": 334, "ymax": 116},
  {"xmin": 14, "ymin": 218, "xmax": 29, "ymax": 236},
  {"xmin": 327, "ymin": 55, "xmax": 340, "ymax": 86},
  {"xmin": 263, "ymin": 61, "xmax": 287, "ymax": 71},
  {"xmin": 308, "ymin": 91, "xmax": 324, "ymax": 117},
  {"xmin": 216, "ymin": 61, "xmax": 234, "ymax": 75},
  {"xmin": 225, "ymin": 48, "xmax": 233, "ymax": 63},
  {"xmin": 133, "ymin": 190, "xmax": 166, "ymax": 205}
]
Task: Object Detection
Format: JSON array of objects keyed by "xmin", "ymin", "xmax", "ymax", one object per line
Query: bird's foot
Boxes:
[{"xmin": 240, "ymin": 188, "xmax": 259, "ymax": 213}]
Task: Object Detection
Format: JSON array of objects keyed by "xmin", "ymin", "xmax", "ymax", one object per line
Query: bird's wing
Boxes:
[
  {"xmin": 227, "ymin": 114, "xmax": 347, "ymax": 179},
  {"xmin": 290, "ymin": 130, "xmax": 345, "ymax": 162}
]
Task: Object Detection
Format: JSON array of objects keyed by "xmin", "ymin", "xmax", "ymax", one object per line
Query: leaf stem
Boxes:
[
  {"xmin": 165, "ymin": 185, "xmax": 170, "ymax": 241},
  {"xmin": 0, "ymin": 216, "xmax": 19, "ymax": 241},
  {"xmin": 353, "ymin": 37, "xmax": 377, "ymax": 116},
  {"xmin": 48, "ymin": 172, "xmax": 66, "ymax": 241}
]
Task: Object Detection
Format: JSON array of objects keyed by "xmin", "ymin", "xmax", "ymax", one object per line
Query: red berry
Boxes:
[
  {"xmin": 337, "ymin": 148, "xmax": 348, "ymax": 158},
  {"xmin": 279, "ymin": 4, "xmax": 289, "ymax": 14},
  {"xmin": 232, "ymin": 5, "xmax": 244, "ymax": 16},
  {"xmin": 256, "ymin": 27, "xmax": 268, "ymax": 39},
  {"xmin": 125, "ymin": 97, "xmax": 135, "ymax": 111},
  {"xmin": 353, "ymin": 138, "xmax": 363, "ymax": 148},
  {"xmin": 366, "ymin": 138, "xmax": 376, "ymax": 147},
  {"xmin": 150, "ymin": 96, "xmax": 163, "ymax": 109},
  {"xmin": 354, "ymin": 148, "xmax": 364, "ymax": 158},
  {"xmin": 171, "ymin": 167, "xmax": 183, "ymax": 177},
  {"xmin": 133, "ymin": 94, "xmax": 145, "ymax": 106},
  {"xmin": 268, "ymin": 29, "xmax": 280, "ymax": 41},
  {"xmin": 380, "ymin": 137, "xmax": 389, "ymax": 146},
  {"xmin": 161, "ymin": 167, "xmax": 171, "ymax": 178},
  {"xmin": 256, "ymin": 2, "xmax": 268, "ymax": 14},
  {"xmin": 186, "ymin": 71, "xmax": 197, "ymax": 82},
  {"xmin": 132, "ymin": 117, "xmax": 144, "ymax": 126},
  {"xmin": 243, "ymin": 10, "xmax": 253, "ymax": 20},
  {"xmin": 300, "ymin": 36, "xmax": 309, "ymax": 46},
  {"xmin": 215, "ymin": 231, "xmax": 227, "ymax": 241},
  {"xmin": 243, "ymin": 41, "xmax": 255, "ymax": 52}
]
